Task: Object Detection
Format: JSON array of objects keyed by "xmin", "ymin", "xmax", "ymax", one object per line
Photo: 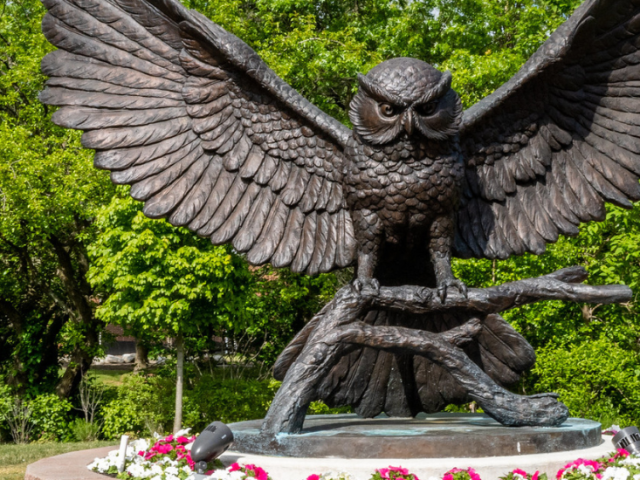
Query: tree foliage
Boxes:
[
  {"xmin": 0, "ymin": 0, "xmax": 113, "ymax": 397},
  {"xmin": 1, "ymin": 0, "xmax": 639, "ymax": 427}
]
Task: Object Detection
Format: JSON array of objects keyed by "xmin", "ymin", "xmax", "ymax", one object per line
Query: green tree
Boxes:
[
  {"xmin": 3, "ymin": 0, "xmax": 639, "ymax": 427},
  {"xmin": 0, "ymin": 0, "xmax": 114, "ymax": 398},
  {"xmin": 88, "ymin": 187, "xmax": 253, "ymax": 431}
]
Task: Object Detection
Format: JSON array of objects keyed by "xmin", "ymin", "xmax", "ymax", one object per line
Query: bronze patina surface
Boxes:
[{"xmin": 230, "ymin": 413, "xmax": 602, "ymax": 458}]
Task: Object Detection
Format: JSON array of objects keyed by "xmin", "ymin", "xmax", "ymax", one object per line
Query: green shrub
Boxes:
[
  {"xmin": 0, "ymin": 383, "xmax": 12, "ymax": 441},
  {"xmin": 186, "ymin": 377, "xmax": 280, "ymax": 431},
  {"xmin": 533, "ymin": 337, "xmax": 640, "ymax": 428},
  {"xmin": 101, "ymin": 374, "xmax": 170, "ymax": 440},
  {"xmin": 70, "ymin": 418, "xmax": 101, "ymax": 442},
  {"xmin": 29, "ymin": 394, "xmax": 73, "ymax": 442}
]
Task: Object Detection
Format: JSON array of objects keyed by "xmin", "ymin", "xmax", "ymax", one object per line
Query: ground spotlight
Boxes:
[
  {"xmin": 613, "ymin": 427, "xmax": 640, "ymax": 455},
  {"xmin": 191, "ymin": 421, "xmax": 234, "ymax": 475}
]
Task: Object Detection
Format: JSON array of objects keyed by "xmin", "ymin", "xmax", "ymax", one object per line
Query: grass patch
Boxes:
[
  {"xmin": 0, "ymin": 441, "xmax": 114, "ymax": 480},
  {"xmin": 92, "ymin": 370, "xmax": 129, "ymax": 386}
]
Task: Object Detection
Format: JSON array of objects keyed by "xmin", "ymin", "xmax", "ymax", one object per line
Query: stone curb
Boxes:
[{"xmin": 25, "ymin": 446, "xmax": 116, "ymax": 480}]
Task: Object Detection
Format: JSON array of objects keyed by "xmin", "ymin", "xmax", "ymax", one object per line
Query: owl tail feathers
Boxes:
[
  {"xmin": 273, "ymin": 315, "xmax": 321, "ymax": 381},
  {"xmin": 273, "ymin": 309, "xmax": 536, "ymax": 418}
]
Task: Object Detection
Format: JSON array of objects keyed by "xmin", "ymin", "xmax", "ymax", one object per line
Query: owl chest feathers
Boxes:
[{"xmin": 344, "ymin": 136, "xmax": 464, "ymax": 227}]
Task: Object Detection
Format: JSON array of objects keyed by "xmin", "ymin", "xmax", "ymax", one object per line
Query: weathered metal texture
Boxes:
[
  {"xmin": 265, "ymin": 267, "xmax": 630, "ymax": 434},
  {"xmin": 39, "ymin": 0, "xmax": 640, "ymax": 433},
  {"xmin": 231, "ymin": 414, "xmax": 603, "ymax": 458}
]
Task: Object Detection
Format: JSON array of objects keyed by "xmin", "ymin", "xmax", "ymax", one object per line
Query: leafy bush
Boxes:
[
  {"xmin": 101, "ymin": 374, "xmax": 169, "ymax": 439},
  {"xmin": 99, "ymin": 373, "xmax": 350, "ymax": 439},
  {"xmin": 533, "ymin": 338, "xmax": 640, "ymax": 428},
  {"xmin": 186, "ymin": 377, "xmax": 280, "ymax": 431},
  {"xmin": 29, "ymin": 393, "xmax": 73, "ymax": 442},
  {"xmin": 71, "ymin": 418, "xmax": 101, "ymax": 442},
  {"xmin": 0, "ymin": 383, "xmax": 12, "ymax": 441}
]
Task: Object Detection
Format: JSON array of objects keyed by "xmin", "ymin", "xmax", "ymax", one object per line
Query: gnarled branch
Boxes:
[{"xmin": 263, "ymin": 266, "xmax": 632, "ymax": 435}]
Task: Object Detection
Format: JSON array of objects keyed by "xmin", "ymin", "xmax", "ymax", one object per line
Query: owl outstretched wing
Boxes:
[
  {"xmin": 457, "ymin": 0, "xmax": 640, "ymax": 259},
  {"xmin": 40, "ymin": 0, "xmax": 356, "ymax": 274}
]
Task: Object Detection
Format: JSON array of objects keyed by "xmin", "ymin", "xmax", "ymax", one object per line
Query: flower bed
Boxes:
[{"xmin": 88, "ymin": 430, "xmax": 634, "ymax": 480}]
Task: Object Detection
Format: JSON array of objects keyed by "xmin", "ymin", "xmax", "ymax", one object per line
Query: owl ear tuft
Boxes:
[
  {"xmin": 357, "ymin": 73, "xmax": 405, "ymax": 106},
  {"xmin": 416, "ymin": 70, "xmax": 453, "ymax": 105}
]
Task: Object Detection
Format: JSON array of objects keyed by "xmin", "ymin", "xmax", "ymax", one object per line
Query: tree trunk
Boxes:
[
  {"xmin": 50, "ymin": 234, "xmax": 101, "ymax": 398},
  {"xmin": 134, "ymin": 341, "xmax": 149, "ymax": 373},
  {"xmin": 263, "ymin": 266, "xmax": 632, "ymax": 435},
  {"xmin": 173, "ymin": 335, "xmax": 185, "ymax": 434}
]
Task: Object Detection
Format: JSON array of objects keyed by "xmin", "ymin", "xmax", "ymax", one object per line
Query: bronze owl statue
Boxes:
[{"xmin": 40, "ymin": 0, "xmax": 640, "ymax": 418}]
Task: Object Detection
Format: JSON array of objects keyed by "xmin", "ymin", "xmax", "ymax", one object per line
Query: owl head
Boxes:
[{"xmin": 349, "ymin": 58, "xmax": 462, "ymax": 146}]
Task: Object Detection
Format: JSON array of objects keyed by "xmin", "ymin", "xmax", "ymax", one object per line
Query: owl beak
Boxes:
[{"xmin": 404, "ymin": 110, "xmax": 414, "ymax": 135}]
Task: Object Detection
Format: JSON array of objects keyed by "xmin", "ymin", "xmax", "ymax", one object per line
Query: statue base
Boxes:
[
  {"xmin": 24, "ymin": 422, "xmax": 610, "ymax": 480},
  {"xmin": 230, "ymin": 413, "xmax": 602, "ymax": 458}
]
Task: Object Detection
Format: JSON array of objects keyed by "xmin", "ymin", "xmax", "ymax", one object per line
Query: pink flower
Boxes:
[
  {"xmin": 513, "ymin": 470, "xmax": 528, "ymax": 477},
  {"xmin": 557, "ymin": 459, "xmax": 603, "ymax": 479},
  {"xmin": 378, "ymin": 468, "xmax": 390, "ymax": 479},
  {"xmin": 163, "ymin": 434, "xmax": 174, "ymax": 443},
  {"xmin": 307, "ymin": 475, "xmax": 321, "ymax": 480},
  {"xmin": 444, "ymin": 475, "xmax": 454, "ymax": 480},
  {"xmin": 229, "ymin": 463, "xmax": 242, "ymax": 472},
  {"xmin": 390, "ymin": 467, "xmax": 409, "ymax": 476},
  {"xmin": 156, "ymin": 444, "xmax": 173, "ymax": 454},
  {"xmin": 137, "ymin": 450, "xmax": 145, "ymax": 457},
  {"xmin": 467, "ymin": 468, "xmax": 480, "ymax": 480},
  {"xmin": 532, "ymin": 472, "xmax": 539, "ymax": 480},
  {"xmin": 177, "ymin": 436, "xmax": 190, "ymax": 444},
  {"xmin": 245, "ymin": 465, "xmax": 266, "ymax": 480},
  {"xmin": 254, "ymin": 466, "xmax": 269, "ymax": 480},
  {"xmin": 207, "ymin": 471, "xmax": 214, "ymax": 475}
]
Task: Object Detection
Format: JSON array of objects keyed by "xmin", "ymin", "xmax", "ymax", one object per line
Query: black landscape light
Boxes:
[
  {"xmin": 613, "ymin": 427, "xmax": 640, "ymax": 455},
  {"xmin": 191, "ymin": 421, "xmax": 234, "ymax": 475}
]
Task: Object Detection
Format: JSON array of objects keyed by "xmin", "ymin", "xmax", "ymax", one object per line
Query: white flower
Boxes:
[
  {"xmin": 185, "ymin": 441, "xmax": 194, "ymax": 451},
  {"xmin": 166, "ymin": 466, "xmax": 180, "ymax": 476},
  {"xmin": 632, "ymin": 474, "xmax": 640, "ymax": 480},
  {"xmin": 127, "ymin": 463, "xmax": 150, "ymax": 478},
  {"xmin": 320, "ymin": 472, "xmax": 356, "ymax": 480},
  {"xmin": 175, "ymin": 428, "xmax": 192, "ymax": 437},
  {"xmin": 130, "ymin": 438, "xmax": 150, "ymax": 453},
  {"xmin": 321, "ymin": 472, "xmax": 354, "ymax": 480},
  {"xmin": 622, "ymin": 459, "xmax": 640, "ymax": 467},
  {"xmin": 229, "ymin": 470, "xmax": 247, "ymax": 480},
  {"xmin": 602, "ymin": 467, "xmax": 630, "ymax": 480},
  {"xmin": 580, "ymin": 465, "xmax": 594, "ymax": 474},
  {"xmin": 207, "ymin": 471, "xmax": 231, "ymax": 480},
  {"xmin": 513, "ymin": 475, "xmax": 526, "ymax": 480}
]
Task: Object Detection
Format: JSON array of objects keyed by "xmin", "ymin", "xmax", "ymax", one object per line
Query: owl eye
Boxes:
[
  {"xmin": 415, "ymin": 101, "xmax": 438, "ymax": 116},
  {"xmin": 379, "ymin": 103, "xmax": 398, "ymax": 117}
]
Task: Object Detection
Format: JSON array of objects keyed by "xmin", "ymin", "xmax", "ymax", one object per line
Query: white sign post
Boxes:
[{"xmin": 117, "ymin": 434, "xmax": 129, "ymax": 473}]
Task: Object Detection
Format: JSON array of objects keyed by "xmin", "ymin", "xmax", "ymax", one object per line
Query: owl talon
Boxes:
[
  {"xmin": 352, "ymin": 278, "xmax": 380, "ymax": 294},
  {"xmin": 437, "ymin": 279, "xmax": 468, "ymax": 303}
]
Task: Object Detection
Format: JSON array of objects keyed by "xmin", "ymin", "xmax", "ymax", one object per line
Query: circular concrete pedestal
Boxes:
[
  {"xmin": 24, "ymin": 414, "xmax": 609, "ymax": 480},
  {"xmin": 230, "ymin": 414, "xmax": 602, "ymax": 458},
  {"xmin": 224, "ymin": 436, "xmax": 612, "ymax": 480}
]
